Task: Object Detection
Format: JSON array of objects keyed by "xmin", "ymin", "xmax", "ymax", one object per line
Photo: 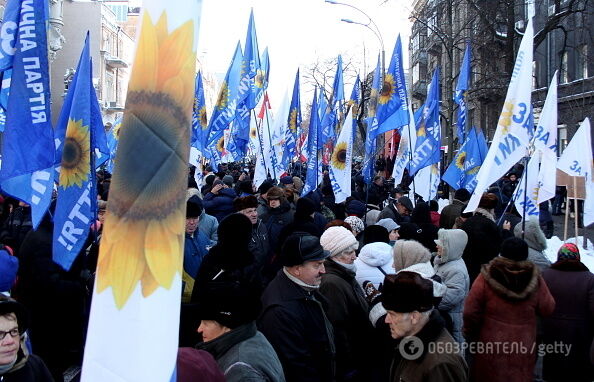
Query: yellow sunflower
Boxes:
[
  {"xmin": 455, "ymin": 152, "xmax": 466, "ymax": 169},
  {"xmin": 498, "ymin": 101, "xmax": 514, "ymax": 134},
  {"xmin": 216, "ymin": 81, "xmax": 229, "ymax": 110},
  {"xmin": 289, "ymin": 109, "xmax": 298, "ymax": 132},
  {"xmin": 417, "ymin": 125, "xmax": 426, "ymax": 137},
  {"xmin": 331, "ymin": 141, "xmax": 348, "ymax": 170},
  {"xmin": 216, "ymin": 136, "xmax": 225, "ymax": 153},
  {"xmin": 97, "ymin": 11, "xmax": 196, "ymax": 309},
  {"xmin": 466, "ymin": 166, "xmax": 480, "ymax": 175},
  {"xmin": 379, "ymin": 73, "xmax": 395, "ymax": 105},
  {"xmin": 59, "ymin": 119, "xmax": 90, "ymax": 188},
  {"xmin": 250, "ymin": 127, "xmax": 258, "ymax": 140},
  {"xmin": 255, "ymin": 69, "xmax": 266, "ymax": 88},
  {"xmin": 198, "ymin": 106, "xmax": 208, "ymax": 129}
]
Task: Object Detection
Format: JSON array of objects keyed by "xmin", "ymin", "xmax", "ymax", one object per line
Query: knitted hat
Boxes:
[
  {"xmin": 222, "ymin": 175, "xmax": 234, "ymax": 188},
  {"xmin": 281, "ymin": 233, "xmax": 330, "ymax": 266},
  {"xmin": 344, "ymin": 216, "xmax": 364, "ymax": 235},
  {"xmin": 393, "ymin": 240, "xmax": 431, "ymax": 272},
  {"xmin": 233, "ymin": 195, "xmax": 258, "ymax": 212},
  {"xmin": 345, "ymin": 199, "xmax": 366, "ymax": 217},
  {"xmin": 382, "ymin": 272, "xmax": 434, "ymax": 313},
  {"xmin": 320, "ymin": 226, "xmax": 359, "ymax": 257},
  {"xmin": 186, "ymin": 196, "xmax": 203, "ymax": 218},
  {"xmin": 478, "ymin": 193, "xmax": 498, "ymax": 210},
  {"xmin": 557, "ymin": 243, "xmax": 580, "ymax": 261},
  {"xmin": 500, "ymin": 237, "xmax": 528, "ymax": 261},
  {"xmin": 362, "ymin": 225, "xmax": 390, "ymax": 245},
  {"xmin": 376, "ymin": 218, "xmax": 400, "ymax": 232}
]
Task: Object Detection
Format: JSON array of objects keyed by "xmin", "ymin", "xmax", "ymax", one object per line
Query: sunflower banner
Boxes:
[
  {"xmin": 284, "ymin": 68, "xmax": 301, "ymax": 167},
  {"xmin": 302, "ymin": 88, "xmax": 322, "ymax": 197},
  {"xmin": 81, "ymin": 1, "xmax": 203, "ymax": 381},
  {"xmin": 374, "ymin": 35, "xmax": 410, "ymax": 139},
  {"xmin": 53, "ymin": 34, "xmax": 108, "ymax": 271},
  {"xmin": 442, "ymin": 126, "xmax": 487, "ymax": 193},
  {"xmin": 363, "ymin": 55, "xmax": 382, "ymax": 184},
  {"xmin": 391, "ymin": 105, "xmax": 417, "ymax": 185},
  {"xmin": 329, "ymin": 109, "xmax": 354, "ymax": 203}
]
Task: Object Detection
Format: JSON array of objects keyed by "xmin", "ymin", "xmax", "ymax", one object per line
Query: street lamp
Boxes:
[{"xmin": 325, "ymin": 0, "xmax": 385, "ymax": 76}]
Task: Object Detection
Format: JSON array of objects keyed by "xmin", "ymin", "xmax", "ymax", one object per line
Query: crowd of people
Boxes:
[{"xmin": 0, "ymin": 161, "xmax": 592, "ymax": 382}]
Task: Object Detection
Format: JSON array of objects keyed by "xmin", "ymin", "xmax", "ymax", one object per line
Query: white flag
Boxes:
[
  {"xmin": 465, "ymin": 19, "xmax": 534, "ymax": 213},
  {"xmin": 557, "ymin": 118, "xmax": 594, "ymax": 226},
  {"xmin": 415, "ymin": 163, "xmax": 440, "ymax": 202},
  {"xmin": 513, "ymin": 153, "xmax": 541, "ymax": 219},
  {"xmin": 329, "ymin": 109, "xmax": 354, "ymax": 203},
  {"xmin": 392, "ymin": 106, "xmax": 417, "ymax": 184},
  {"xmin": 534, "ymin": 71, "xmax": 558, "ymax": 203}
]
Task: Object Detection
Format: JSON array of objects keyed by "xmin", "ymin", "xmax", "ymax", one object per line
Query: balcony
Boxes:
[
  {"xmin": 412, "ymin": 79, "xmax": 427, "ymax": 99},
  {"xmin": 105, "ymin": 55, "xmax": 128, "ymax": 69},
  {"xmin": 411, "ymin": 50, "xmax": 428, "ymax": 65}
]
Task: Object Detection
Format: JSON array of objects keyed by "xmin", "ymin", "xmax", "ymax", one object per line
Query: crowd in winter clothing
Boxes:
[{"xmin": 0, "ymin": 163, "xmax": 593, "ymax": 382}]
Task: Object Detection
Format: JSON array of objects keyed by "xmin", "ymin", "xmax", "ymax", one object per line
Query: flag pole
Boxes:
[
  {"xmin": 263, "ymin": 103, "xmax": 277, "ymax": 180},
  {"xmin": 521, "ymin": 156, "xmax": 529, "ymax": 239},
  {"xmin": 405, "ymin": 122, "xmax": 417, "ymax": 199},
  {"xmin": 573, "ymin": 176, "xmax": 579, "ymax": 247}
]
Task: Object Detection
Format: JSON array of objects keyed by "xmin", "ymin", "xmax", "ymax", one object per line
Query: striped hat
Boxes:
[{"xmin": 557, "ymin": 243, "xmax": 580, "ymax": 261}]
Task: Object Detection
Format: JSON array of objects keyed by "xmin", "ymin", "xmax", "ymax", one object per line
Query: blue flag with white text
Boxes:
[
  {"xmin": 285, "ymin": 69, "xmax": 301, "ymax": 166},
  {"xmin": 53, "ymin": 35, "xmax": 108, "ymax": 271},
  {"xmin": 375, "ymin": 35, "xmax": 409, "ymax": 137},
  {"xmin": 363, "ymin": 55, "xmax": 382, "ymax": 184},
  {"xmin": 191, "ymin": 71, "xmax": 208, "ymax": 153},
  {"xmin": 454, "ymin": 43, "xmax": 471, "ymax": 143},
  {"xmin": 320, "ymin": 55, "xmax": 344, "ymax": 145},
  {"xmin": 442, "ymin": 126, "xmax": 487, "ymax": 193},
  {"xmin": 348, "ymin": 75, "xmax": 360, "ymax": 141},
  {"xmin": 302, "ymin": 88, "xmax": 321, "ymax": 197},
  {"xmin": 0, "ymin": 0, "xmax": 54, "ymax": 229},
  {"xmin": 409, "ymin": 68, "xmax": 441, "ymax": 177}
]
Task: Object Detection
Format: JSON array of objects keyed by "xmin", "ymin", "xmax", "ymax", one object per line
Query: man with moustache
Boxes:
[{"xmin": 258, "ymin": 233, "xmax": 335, "ymax": 382}]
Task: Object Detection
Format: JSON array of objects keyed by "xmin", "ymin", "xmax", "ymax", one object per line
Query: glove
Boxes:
[{"xmin": 362, "ymin": 281, "xmax": 386, "ymax": 328}]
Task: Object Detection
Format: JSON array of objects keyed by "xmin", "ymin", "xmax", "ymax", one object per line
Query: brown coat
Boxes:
[
  {"xmin": 390, "ymin": 311, "xmax": 468, "ymax": 382},
  {"xmin": 463, "ymin": 257, "xmax": 555, "ymax": 382}
]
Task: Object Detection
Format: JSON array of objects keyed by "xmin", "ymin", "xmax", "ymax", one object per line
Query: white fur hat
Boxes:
[{"xmin": 320, "ymin": 226, "xmax": 359, "ymax": 257}]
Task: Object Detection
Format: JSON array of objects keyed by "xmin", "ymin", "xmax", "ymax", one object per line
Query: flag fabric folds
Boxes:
[
  {"xmin": 191, "ymin": 71, "xmax": 208, "ymax": 154},
  {"xmin": 534, "ymin": 72, "xmax": 558, "ymax": 203},
  {"xmin": 442, "ymin": 127, "xmax": 488, "ymax": 193},
  {"xmin": 329, "ymin": 109, "xmax": 354, "ymax": 203},
  {"xmin": 513, "ymin": 154, "xmax": 540, "ymax": 219},
  {"xmin": 285, "ymin": 69, "xmax": 301, "ymax": 167},
  {"xmin": 302, "ymin": 88, "xmax": 321, "ymax": 196},
  {"xmin": 392, "ymin": 106, "xmax": 417, "ymax": 185},
  {"xmin": 53, "ymin": 34, "xmax": 108, "ymax": 271},
  {"xmin": 454, "ymin": 42, "xmax": 471, "ymax": 143},
  {"xmin": 409, "ymin": 67, "xmax": 441, "ymax": 177},
  {"xmin": 363, "ymin": 55, "xmax": 382, "ymax": 184},
  {"xmin": 415, "ymin": 163, "xmax": 440, "ymax": 202},
  {"xmin": 0, "ymin": 69, "xmax": 12, "ymax": 132},
  {"xmin": 557, "ymin": 118, "xmax": 594, "ymax": 226},
  {"xmin": 81, "ymin": 2, "xmax": 203, "ymax": 381},
  {"xmin": 465, "ymin": 19, "xmax": 534, "ymax": 213},
  {"xmin": 0, "ymin": 0, "xmax": 55, "ymax": 229},
  {"xmin": 375, "ymin": 35, "xmax": 410, "ymax": 138},
  {"xmin": 320, "ymin": 55, "xmax": 344, "ymax": 146},
  {"xmin": 105, "ymin": 117, "xmax": 121, "ymax": 174}
]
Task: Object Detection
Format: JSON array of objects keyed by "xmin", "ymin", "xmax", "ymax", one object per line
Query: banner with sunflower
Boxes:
[
  {"xmin": 81, "ymin": 1, "xmax": 203, "ymax": 381},
  {"xmin": 329, "ymin": 109, "xmax": 354, "ymax": 203}
]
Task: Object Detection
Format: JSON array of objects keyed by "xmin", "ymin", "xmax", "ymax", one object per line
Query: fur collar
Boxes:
[
  {"xmin": 475, "ymin": 208, "xmax": 495, "ymax": 222},
  {"xmin": 482, "ymin": 257, "xmax": 539, "ymax": 300}
]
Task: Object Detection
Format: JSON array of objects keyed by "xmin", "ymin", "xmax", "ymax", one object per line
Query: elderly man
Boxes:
[
  {"xmin": 378, "ymin": 196, "xmax": 413, "ymax": 225},
  {"xmin": 0, "ymin": 295, "xmax": 53, "ymax": 381},
  {"xmin": 382, "ymin": 272, "xmax": 468, "ymax": 382},
  {"xmin": 258, "ymin": 233, "xmax": 335, "ymax": 382}
]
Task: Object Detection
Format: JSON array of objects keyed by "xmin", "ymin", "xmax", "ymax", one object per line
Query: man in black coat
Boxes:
[{"xmin": 258, "ymin": 233, "xmax": 335, "ymax": 382}]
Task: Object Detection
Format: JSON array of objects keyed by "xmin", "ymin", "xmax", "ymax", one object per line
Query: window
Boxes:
[
  {"xmin": 427, "ymin": 15, "xmax": 437, "ymax": 36},
  {"xmin": 560, "ymin": 51, "xmax": 568, "ymax": 83},
  {"xmin": 532, "ymin": 61, "xmax": 538, "ymax": 88},
  {"xmin": 576, "ymin": 45, "xmax": 588, "ymax": 79},
  {"xmin": 412, "ymin": 63, "xmax": 420, "ymax": 84},
  {"xmin": 411, "ymin": 33, "xmax": 420, "ymax": 52}
]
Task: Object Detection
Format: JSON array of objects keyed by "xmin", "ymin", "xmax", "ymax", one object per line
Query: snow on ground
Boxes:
[{"xmin": 545, "ymin": 236, "xmax": 594, "ymax": 272}]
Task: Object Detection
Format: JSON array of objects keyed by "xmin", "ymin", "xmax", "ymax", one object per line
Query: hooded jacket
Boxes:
[
  {"xmin": 198, "ymin": 209, "xmax": 219, "ymax": 245},
  {"xmin": 433, "ymin": 229, "xmax": 470, "ymax": 343},
  {"xmin": 463, "ymin": 257, "xmax": 555, "ymax": 382},
  {"xmin": 354, "ymin": 242, "xmax": 394, "ymax": 289},
  {"xmin": 513, "ymin": 220, "xmax": 551, "ymax": 271}
]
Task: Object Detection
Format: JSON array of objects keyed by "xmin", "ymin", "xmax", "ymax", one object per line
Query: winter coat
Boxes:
[
  {"xmin": 460, "ymin": 209, "xmax": 502, "ymax": 285},
  {"xmin": 390, "ymin": 311, "xmax": 468, "ymax": 382},
  {"xmin": 433, "ymin": 230, "xmax": 470, "ymax": 343},
  {"xmin": 203, "ymin": 188, "xmax": 237, "ymax": 222},
  {"xmin": 258, "ymin": 270, "xmax": 335, "ymax": 382},
  {"xmin": 319, "ymin": 260, "xmax": 373, "ymax": 380},
  {"xmin": 182, "ymin": 230, "xmax": 210, "ymax": 302},
  {"xmin": 198, "ymin": 211, "xmax": 219, "ymax": 245},
  {"xmin": 1, "ymin": 348, "xmax": 54, "ymax": 382},
  {"xmin": 542, "ymin": 260, "xmax": 594, "ymax": 381},
  {"xmin": 513, "ymin": 220, "xmax": 551, "ymax": 271},
  {"xmin": 463, "ymin": 257, "xmax": 555, "ymax": 382},
  {"xmin": 354, "ymin": 242, "xmax": 394, "ymax": 289},
  {"xmin": 196, "ymin": 322, "xmax": 285, "ymax": 382},
  {"xmin": 439, "ymin": 199, "xmax": 466, "ymax": 229},
  {"xmin": 0, "ymin": 206, "xmax": 33, "ymax": 255},
  {"xmin": 430, "ymin": 211, "xmax": 440, "ymax": 227},
  {"xmin": 250, "ymin": 220, "xmax": 273, "ymax": 287},
  {"xmin": 378, "ymin": 203, "xmax": 409, "ymax": 225},
  {"xmin": 260, "ymin": 202, "xmax": 294, "ymax": 252}
]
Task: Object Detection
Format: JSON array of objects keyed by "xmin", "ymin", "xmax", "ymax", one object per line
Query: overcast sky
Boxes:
[{"xmin": 196, "ymin": 0, "xmax": 414, "ymax": 105}]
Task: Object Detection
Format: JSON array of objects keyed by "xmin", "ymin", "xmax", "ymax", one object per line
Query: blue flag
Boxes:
[
  {"xmin": 0, "ymin": 0, "xmax": 54, "ymax": 229},
  {"xmin": 284, "ymin": 68, "xmax": 301, "ymax": 167},
  {"xmin": 105, "ymin": 117, "xmax": 121, "ymax": 174},
  {"xmin": 320, "ymin": 55, "xmax": 344, "ymax": 146},
  {"xmin": 302, "ymin": 88, "xmax": 321, "ymax": 197},
  {"xmin": 53, "ymin": 34, "xmax": 108, "ymax": 270},
  {"xmin": 375, "ymin": 35, "xmax": 409, "ymax": 137},
  {"xmin": 363, "ymin": 55, "xmax": 382, "ymax": 184},
  {"xmin": 191, "ymin": 71, "xmax": 208, "ymax": 154},
  {"xmin": 454, "ymin": 43, "xmax": 471, "ymax": 143},
  {"xmin": 409, "ymin": 68, "xmax": 441, "ymax": 177},
  {"xmin": 442, "ymin": 126, "xmax": 487, "ymax": 193},
  {"xmin": 205, "ymin": 42, "xmax": 243, "ymax": 164},
  {"xmin": 255, "ymin": 47, "xmax": 269, "ymax": 105},
  {"xmin": 348, "ymin": 75, "xmax": 360, "ymax": 141},
  {"xmin": 243, "ymin": 9, "xmax": 261, "ymax": 109},
  {"xmin": 0, "ymin": 70, "xmax": 12, "ymax": 132}
]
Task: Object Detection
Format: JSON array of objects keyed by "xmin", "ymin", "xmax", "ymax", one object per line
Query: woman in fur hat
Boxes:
[{"xmin": 463, "ymin": 237, "xmax": 555, "ymax": 382}]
